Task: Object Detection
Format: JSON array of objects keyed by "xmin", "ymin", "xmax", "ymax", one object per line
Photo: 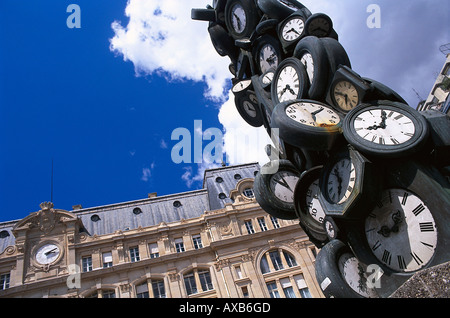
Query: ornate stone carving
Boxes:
[{"xmin": 37, "ymin": 202, "xmax": 57, "ymax": 234}]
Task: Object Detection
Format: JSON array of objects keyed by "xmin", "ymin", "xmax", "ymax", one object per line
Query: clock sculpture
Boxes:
[{"xmin": 192, "ymin": 0, "xmax": 450, "ymax": 298}]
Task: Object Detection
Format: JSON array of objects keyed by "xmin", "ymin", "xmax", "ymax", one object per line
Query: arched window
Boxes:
[
  {"xmin": 85, "ymin": 289, "xmax": 116, "ymax": 298},
  {"xmin": 183, "ymin": 268, "xmax": 214, "ymax": 295},
  {"xmin": 135, "ymin": 279, "xmax": 166, "ymax": 298},
  {"xmin": 259, "ymin": 248, "xmax": 312, "ymax": 298},
  {"xmin": 260, "ymin": 249, "xmax": 298, "ymax": 274}
]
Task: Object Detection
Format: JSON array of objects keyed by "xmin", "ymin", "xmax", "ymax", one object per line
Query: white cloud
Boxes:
[
  {"xmin": 109, "ymin": 0, "xmax": 231, "ymax": 101},
  {"xmin": 218, "ymin": 95, "xmax": 272, "ymax": 166},
  {"xmin": 141, "ymin": 162, "xmax": 155, "ymax": 182}
]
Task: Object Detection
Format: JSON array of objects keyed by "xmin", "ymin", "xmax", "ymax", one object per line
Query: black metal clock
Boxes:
[
  {"xmin": 305, "ymin": 13, "xmax": 333, "ymax": 38},
  {"xmin": 257, "ymin": 0, "xmax": 310, "ymax": 21},
  {"xmin": 271, "ymin": 57, "xmax": 309, "ymax": 105},
  {"xmin": 278, "ymin": 10, "xmax": 307, "ymax": 54},
  {"xmin": 319, "ymin": 145, "xmax": 381, "ymax": 219},
  {"xmin": 294, "ymin": 166, "xmax": 329, "ymax": 247},
  {"xmin": 347, "ymin": 160, "xmax": 450, "ymax": 275},
  {"xmin": 253, "ymin": 34, "xmax": 283, "ymax": 75},
  {"xmin": 254, "ymin": 159, "xmax": 301, "ymax": 220},
  {"xmin": 343, "ymin": 100, "xmax": 430, "ymax": 158},
  {"xmin": 225, "ymin": 0, "xmax": 260, "ymax": 39},
  {"xmin": 315, "ymin": 239, "xmax": 380, "ymax": 298},
  {"xmin": 259, "ymin": 68, "xmax": 275, "ymax": 90},
  {"xmin": 234, "ymin": 90, "xmax": 264, "ymax": 127},
  {"xmin": 294, "ymin": 36, "xmax": 330, "ymax": 101},
  {"xmin": 271, "ymin": 99, "xmax": 343, "ymax": 151},
  {"xmin": 326, "ymin": 66, "xmax": 371, "ymax": 113}
]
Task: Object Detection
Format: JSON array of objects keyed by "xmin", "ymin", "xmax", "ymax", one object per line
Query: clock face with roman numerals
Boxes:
[
  {"xmin": 365, "ymin": 189, "xmax": 437, "ymax": 273},
  {"xmin": 343, "ymin": 102, "xmax": 429, "ymax": 158}
]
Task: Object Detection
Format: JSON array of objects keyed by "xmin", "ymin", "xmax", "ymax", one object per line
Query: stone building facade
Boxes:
[{"xmin": 0, "ymin": 163, "xmax": 323, "ymax": 298}]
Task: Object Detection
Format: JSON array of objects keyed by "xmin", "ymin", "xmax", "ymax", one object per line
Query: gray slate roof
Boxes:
[{"xmin": 0, "ymin": 163, "xmax": 260, "ymax": 253}]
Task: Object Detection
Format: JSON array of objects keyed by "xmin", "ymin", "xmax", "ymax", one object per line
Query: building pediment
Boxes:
[{"xmin": 12, "ymin": 202, "xmax": 79, "ymax": 236}]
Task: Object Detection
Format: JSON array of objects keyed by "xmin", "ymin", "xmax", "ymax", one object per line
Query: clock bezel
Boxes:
[
  {"xmin": 347, "ymin": 160, "xmax": 449, "ymax": 276},
  {"xmin": 31, "ymin": 240, "xmax": 64, "ymax": 268},
  {"xmin": 343, "ymin": 100, "xmax": 430, "ymax": 159},
  {"xmin": 326, "ymin": 65, "xmax": 372, "ymax": 114},
  {"xmin": 271, "ymin": 57, "xmax": 309, "ymax": 105},
  {"xmin": 319, "ymin": 145, "xmax": 381, "ymax": 219},
  {"xmin": 294, "ymin": 166, "xmax": 329, "ymax": 248},
  {"xmin": 304, "ymin": 13, "xmax": 333, "ymax": 38},
  {"xmin": 271, "ymin": 99, "xmax": 343, "ymax": 151},
  {"xmin": 254, "ymin": 159, "xmax": 301, "ymax": 220}
]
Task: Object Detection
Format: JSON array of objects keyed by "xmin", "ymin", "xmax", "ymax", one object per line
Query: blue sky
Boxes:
[{"xmin": 0, "ymin": 0, "xmax": 449, "ymax": 222}]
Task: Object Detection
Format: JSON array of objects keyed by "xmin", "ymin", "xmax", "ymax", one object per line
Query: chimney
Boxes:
[
  {"xmin": 148, "ymin": 192, "xmax": 157, "ymax": 198},
  {"xmin": 72, "ymin": 204, "xmax": 83, "ymax": 210}
]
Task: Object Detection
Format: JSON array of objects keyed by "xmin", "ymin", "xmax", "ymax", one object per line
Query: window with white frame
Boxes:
[
  {"xmin": 102, "ymin": 290, "xmax": 116, "ymax": 298},
  {"xmin": 102, "ymin": 252, "xmax": 113, "ymax": 268},
  {"xmin": 243, "ymin": 187, "xmax": 254, "ymax": 198},
  {"xmin": 294, "ymin": 274, "xmax": 312, "ymax": 298},
  {"xmin": 266, "ymin": 281, "xmax": 280, "ymax": 298},
  {"xmin": 269, "ymin": 250, "xmax": 284, "ymax": 271},
  {"xmin": 235, "ymin": 265, "xmax": 243, "ymax": 279},
  {"xmin": 175, "ymin": 238, "xmax": 185, "ymax": 253},
  {"xmin": 0, "ymin": 273, "xmax": 10, "ymax": 290},
  {"xmin": 129, "ymin": 246, "xmax": 140, "ymax": 262},
  {"xmin": 152, "ymin": 280, "xmax": 166, "ymax": 298},
  {"xmin": 260, "ymin": 249, "xmax": 298, "ymax": 274},
  {"xmin": 280, "ymin": 277, "xmax": 296, "ymax": 298},
  {"xmin": 183, "ymin": 269, "xmax": 214, "ymax": 295},
  {"xmin": 198, "ymin": 270, "xmax": 213, "ymax": 291},
  {"xmin": 244, "ymin": 220, "xmax": 255, "ymax": 234},
  {"xmin": 184, "ymin": 272, "xmax": 197, "ymax": 295},
  {"xmin": 149, "ymin": 243, "xmax": 159, "ymax": 258},
  {"xmin": 135, "ymin": 279, "xmax": 166, "ymax": 298},
  {"xmin": 258, "ymin": 217, "xmax": 268, "ymax": 231},
  {"xmin": 82, "ymin": 256, "xmax": 92, "ymax": 272},
  {"xmin": 270, "ymin": 216, "xmax": 280, "ymax": 228},
  {"xmin": 192, "ymin": 234, "xmax": 203, "ymax": 249},
  {"xmin": 136, "ymin": 283, "xmax": 149, "ymax": 298}
]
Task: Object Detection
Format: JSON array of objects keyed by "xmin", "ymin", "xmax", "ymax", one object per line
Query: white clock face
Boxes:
[
  {"xmin": 262, "ymin": 71, "xmax": 274, "ymax": 85},
  {"xmin": 276, "ymin": 65, "xmax": 300, "ymax": 102},
  {"xmin": 282, "ymin": 18, "xmax": 304, "ymax": 42},
  {"xmin": 365, "ymin": 189, "xmax": 437, "ymax": 273},
  {"xmin": 35, "ymin": 243, "xmax": 60, "ymax": 265},
  {"xmin": 300, "ymin": 53, "xmax": 314, "ymax": 84},
  {"xmin": 259, "ymin": 44, "xmax": 278, "ymax": 74},
  {"xmin": 338, "ymin": 252, "xmax": 379, "ymax": 298},
  {"xmin": 232, "ymin": 79, "xmax": 252, "ymax": 93},
  {"xmin": 305, "ymin": 178, "xmax": 326, "ymax": 224},
  {"xmin": 270, "ymin": 170, "xmax": 299, "ymax": 203},
  {"xmin": 353, "ymin": 108, "xmax": 416, "ymax": 146},
  {"xmin": 333, "ymin": 81, "xmax": 359, "ymax": 111},
  {"xmin": 231, "ymin": 4, "xmax": 246, "ymax": 33},
  {"xmin": 326, "ymin": 158, "xmax": 356, "ymax": 204},
  {"xmin": 285, "ymin": 102, "xmax": 341, "ymax": 127}
]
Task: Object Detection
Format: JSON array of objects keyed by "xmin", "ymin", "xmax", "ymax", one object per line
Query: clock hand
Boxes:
[
  {"xmin": 288, "ymin": 28, "xmax": 300, "ymax": 35},
  {"xmin": 274, "ymin": 176, "xmax": 293, "ymax": 192},
  {"xmin": 377, "ymin": 210, "xmax": 404, "ymax": 237},
  {"xmin": 233, "ymin": 13, "xmax": 242, "ymax": 30},
  {"xmin": 367, "ymin": 111, "xmax": 388, "ymax": 130},
  {"xmin": 379, "ymin": 110, "xmax": 387, "ymax": 129},
  {"xmin": 266, "ymin": 53, "xmax": 276, "ymax": 64},
  {"xmin": 310, "ymin": 107, "xmax": 324, "ymax": 123},
  {"xmin": 45, "ymin": 248, "xmax": 57, "ymax": 256}
]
